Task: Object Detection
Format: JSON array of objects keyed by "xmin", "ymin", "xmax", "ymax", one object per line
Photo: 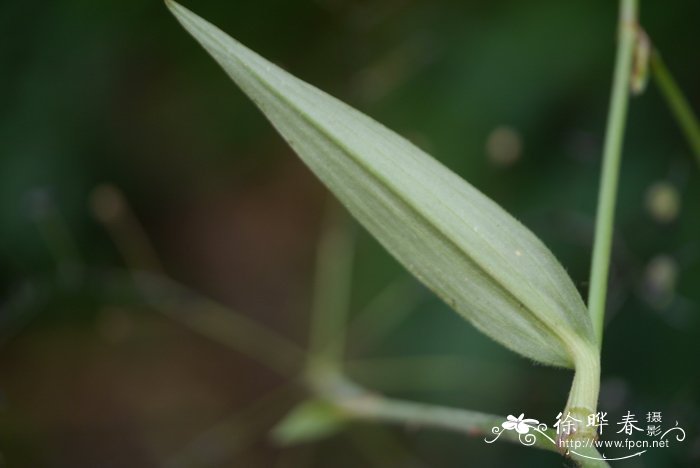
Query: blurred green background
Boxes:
[{"xmin": 1, "ymin": 0, "xmax": 699, "ymax": 466}]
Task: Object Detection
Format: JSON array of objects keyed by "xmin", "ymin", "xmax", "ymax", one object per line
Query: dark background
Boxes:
[{"xmin": 1, "ymin": 0, "xmax": 699, "ymax": 466}]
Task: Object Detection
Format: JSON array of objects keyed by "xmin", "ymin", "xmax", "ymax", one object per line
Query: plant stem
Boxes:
[
  {"xmin": 307, "ymin": 367, "xmax": 608, "ymax": 467},
  {"xmin": 564, "ymin": 338, "xmax": 601, "ymax": 418},
  {"xmin": 587, "ymin": 0, "xmax": 639, "ymax": 346},
  {"xmin": 308, "ymin": 205, "xmax": 355, "ymax": 369},
  {"xmin": 90, "ymin": 184, "xmax": 164, "ymax": 274},
  {"xmin": 91, "ymin": 185, "xmax": 306, "ymax": 375},
  {"xmin": 135, "ymin": 273, "xmax": 306, "ymax": 376},
  {"xmin": 650, "ymin": 50, "xmax": 700, "ymax": 166},
  {"xmin": 308, "ymin": 368, "xmax": 552, "ymax": 450},
  {"xmin": 29, "ymin": 191, "xmax": 84, "ymax": 285}
]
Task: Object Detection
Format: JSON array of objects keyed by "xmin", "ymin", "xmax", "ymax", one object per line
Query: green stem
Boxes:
[
  {"xmin": 29, "ymin": 192, "xmax": 83, "ymax": 285},
  {"xmin": 308, "ymin": 205, "xmax": 355, "ymax": 369},
  {"xmin": 564, "ymin": 338, "xmax": 601, "ymax": 418},
  {"xmin": 92, "ymin": 184, "xmax": 306, "ymax": 376},
  {"xmin": 90, "ymin": 184, "xmax": 164, "ymax": 274},
  {"xmin": 135, "ymin": 273, "xmax": 306, "ymax": 376},
  {"xmin": 307, "ymin": 368, "xmax": 608, "ymax": 467},
  {"xmin": 587, "ymin": 0, "xmax": 638, "ymax": 346},
  {"xmin": 650, "ymin": 50, "xmax": 700, "ymax": 166}
]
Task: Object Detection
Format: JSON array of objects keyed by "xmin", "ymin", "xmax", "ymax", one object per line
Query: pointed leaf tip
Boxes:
[{"xmin": 167, "ymin": 5, "xmax": 598, "ymax": 368}]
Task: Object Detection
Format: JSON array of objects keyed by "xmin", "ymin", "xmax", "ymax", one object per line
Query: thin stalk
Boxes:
[
  {"xmin": 307, "ymin": 368, "xmax": 608, "ymax": 467},
  {"xmin": 135, "ymin": 273, "xmax": 306, "ymax": 376},
  {"xmin": 563, "ymin": 338, "xmax": 601, "ymax": 428},
  {"xmin": 650, "ymin": 50, "xmax": 700, "ymax": 166},
  {"xmin": 90, "ymin": 184, "xmax": 164, "ymax": 274},
  {"xmin": 587, "ymin": 0, "xmax": 639, "ymax": 346},
  {"xmin": 307, "ymin": 204, "xmax": 355, "ymax": 369},
  {"xmin": 29, "ymin": 191, "xmax": 83, "ymax": 285},
  {"xmin": 92, "ymin": 184, "xmax": 305, "ymax": 375}
]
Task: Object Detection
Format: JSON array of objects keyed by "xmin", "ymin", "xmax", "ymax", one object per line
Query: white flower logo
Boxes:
[{"xmin": 502, "ymin": 413, "xmax": 539, "ymax": 434}]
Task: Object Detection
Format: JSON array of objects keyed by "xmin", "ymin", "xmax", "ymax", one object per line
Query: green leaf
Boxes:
[
  {"xmin": 271, "ymin": 399, "xmax": 348, "ymax": 446},
  {"xmin": 165, "ymin": 1, "xmax": 597, "ymax": 368}
]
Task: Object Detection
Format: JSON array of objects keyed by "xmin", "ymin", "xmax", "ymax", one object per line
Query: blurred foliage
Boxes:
[{"xmin": 1, "ymin": 0, "xmax": 699, "ymax": 467}]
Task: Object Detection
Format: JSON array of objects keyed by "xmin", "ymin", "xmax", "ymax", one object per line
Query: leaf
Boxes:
[
  {"xmin": 271, "ymin": 400, "xmax": 348, "ymax": 446},
  {"xmin": 165, "ymin": 1, "xmax": 597, "ymax": 368}
]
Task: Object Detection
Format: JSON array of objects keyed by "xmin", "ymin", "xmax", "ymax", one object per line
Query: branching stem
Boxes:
[
  {"xmin": 650, "ymin": 50, "xmax": 700, "ymax": 166},
  {"xmin": 306, "ymin": 367, "xmax": 609, "ymax": 467}
]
